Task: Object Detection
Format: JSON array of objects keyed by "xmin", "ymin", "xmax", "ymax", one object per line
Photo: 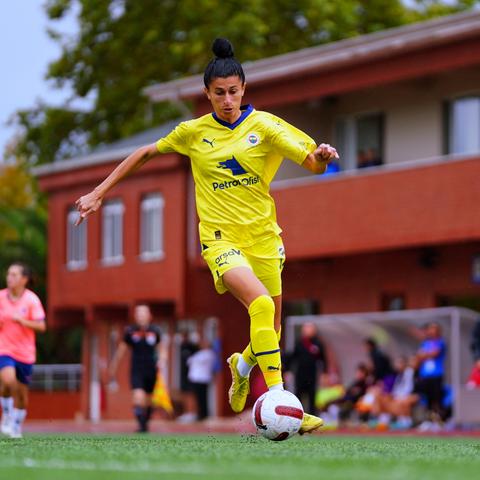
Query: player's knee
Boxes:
[{"xmin": 248, "ymin": 295, "xmax": 275, "ymax": 329}]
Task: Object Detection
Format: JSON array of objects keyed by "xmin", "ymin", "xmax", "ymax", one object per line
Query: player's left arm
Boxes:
[
  {"xmin": 265, "ymin": 116, "xmax": 338, "ymax": 174},
  {"xmin": 12, "ymin": 314, "xmax": 46, "ymax": 332},
  {"xmin": 302, "ymin": 143, "xmax": 339, "ymax": 174}
]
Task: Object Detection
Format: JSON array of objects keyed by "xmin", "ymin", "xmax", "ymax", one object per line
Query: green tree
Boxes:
[
  {"xmin": 8, "ymin": 0, "xmax": 479, "ymax": 165},
  {"xmin": 0, "ymin": 160, "xmax": 47, "ymax": 302}
]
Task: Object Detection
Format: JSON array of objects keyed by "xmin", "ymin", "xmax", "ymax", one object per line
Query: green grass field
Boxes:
[{"xmin": 0, "ymin": 434, "xmax": 479, "ymax": 480}]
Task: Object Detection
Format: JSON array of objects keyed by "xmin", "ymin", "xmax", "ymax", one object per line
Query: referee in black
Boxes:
[{"xmin": 109, "ymin": 304, "xmax": 162, "ymax": 432}]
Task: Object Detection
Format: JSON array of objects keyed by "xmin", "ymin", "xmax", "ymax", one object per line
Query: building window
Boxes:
[
  {"xmin": 66, "ymin": 208, "xmax": 87, "ymax": 270},
  {"xmin": 335, "ymin": 113, "xmax": 384, "ymax": 170},
  {"xmin": 140, "ymin": 193, "xmax": 165, "ymax": 261},
  {"xmin": 381, "ymin": 294, "xmax": 405, "ymax": 311},
  {"xmin": 446, "ymin": 96, "xmax": 480, "ymax": 155},
  {"xmin": 102, "ymin": 199, "xmax": 124, "ymax": 265}
]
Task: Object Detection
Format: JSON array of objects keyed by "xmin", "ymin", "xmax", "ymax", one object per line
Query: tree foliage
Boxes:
[
  {"xmin": 0, "ymin": 161, "xmax": 47, "ymax": 302},
  {"xmin": 9, "ymin": 0, "xmax": 478, "ymax": 165}
]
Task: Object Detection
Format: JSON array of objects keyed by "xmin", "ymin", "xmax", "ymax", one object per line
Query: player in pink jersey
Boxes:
[{"xmin": 0, "ymin": 262, "xmax": 46, "ymax": 438}]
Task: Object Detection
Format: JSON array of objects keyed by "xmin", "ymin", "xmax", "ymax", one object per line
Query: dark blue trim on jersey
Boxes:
[{"xmin": 212, "ymin": 104, "xmax": 254, "ymax": 130}]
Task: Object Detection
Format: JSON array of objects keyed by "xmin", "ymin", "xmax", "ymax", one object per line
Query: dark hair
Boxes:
[
  {"xmin": 364, "ymin": 337, "xmax": 377, "ymax": 349},
  {"xmin": 9, "ymin": 262, "xmax": 33, "ymax": 287},
  {"xmin": 203, "ymin": 38, "xmax": 245, "ymax": 88}
]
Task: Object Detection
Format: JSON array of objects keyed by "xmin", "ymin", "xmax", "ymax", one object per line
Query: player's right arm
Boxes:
[
  {"xmin": 75, "ymin": 143, "xmax": 158, "ymax": 225},
  {"xmin": 75, "ymin": 121, "xmax": 191, "ymax": 226}
]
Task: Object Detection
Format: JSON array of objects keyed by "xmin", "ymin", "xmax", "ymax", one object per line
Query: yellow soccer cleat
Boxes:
[
  {"xmin": 227, "ymin": 353, "xmax": 250, "ymax": 413},
  {"xmin": 299, "ymin": 412, "xmax": 324, "ymax": 435}
]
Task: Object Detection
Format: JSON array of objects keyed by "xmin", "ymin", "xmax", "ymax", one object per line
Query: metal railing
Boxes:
[{"xmin": 30, "ymin": 364, "xmax": 83, "ymax": 392}]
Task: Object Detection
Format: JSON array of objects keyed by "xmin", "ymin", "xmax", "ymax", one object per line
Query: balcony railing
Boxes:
[{"xmin": 30, "ymin": 364, "xmax": 83, "ymax": 392}]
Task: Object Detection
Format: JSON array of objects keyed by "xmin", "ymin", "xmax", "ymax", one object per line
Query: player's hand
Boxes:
[
  {"xmin": 75, "ymin": 191, "xmax": 103, "ymax": 226},
  {"xmin": 313, "ymin": 143, "xmax": 339, "ymax": 163}
]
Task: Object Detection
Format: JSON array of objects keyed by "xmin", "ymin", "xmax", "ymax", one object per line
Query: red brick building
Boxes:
[{"xmin": 35, "ymin": 11, "xmax": 480, "ymax": 420}]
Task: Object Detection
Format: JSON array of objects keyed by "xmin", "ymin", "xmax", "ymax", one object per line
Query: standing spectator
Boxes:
[
  {"xmin": 177, "ymin": 331, "xmax": 199, "ymax": 423},
  {"xmin": 109, "ymin": 304, "xmax": 161, "ymax": 433},
  {"xmin": 0, "ymin": 262, "xmax": 46, "ymax": 438},
  {"xmin": 471, "ymin": 318, "xmax": 480, "ymax": 361},
  {"xmin": 414, "ymin": 322, "xmax": 447, "ymax": 421},
  {"xmin": 363, "ymin": 338, "xmax": 395, "ymax": 391},
  {"xmin": 187, "ymin": 340, "xmax": 216, "ymax": 421},
  {"xmin": 285, "ymin": 322, "xmax": 327, "ymax": 414}
]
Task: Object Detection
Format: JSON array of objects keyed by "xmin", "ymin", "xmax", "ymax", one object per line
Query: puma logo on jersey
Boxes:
[
  {"xmin": 217, "ymin": 156, "xmax": 247, "ymax": 175},
  {"xmin": 202, "ymin": 138, "xmax": 215, "ymax": 148}
]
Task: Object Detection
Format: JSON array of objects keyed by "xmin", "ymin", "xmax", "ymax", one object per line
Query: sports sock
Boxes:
[
  {"xmin": 145, "ymin": 406, "xmax": 153, "ymax": 422},
  {"xmin": 249, "ymin": 295, "xmax": 283, "ymax": 388},
  {"xmin": 240, "ymin": 327, "xmax": 282, "ymax": 374},
  {"xmin": 237, "ymin": 355, "xmax": 254, "ymax": 377},
  {"xmin": 268, "ymin": 383, "xmax": 284, "ymax": 391},
  {"xmin": 133, "ymin": 406, "xmax": 147, "ymax": 432},
  {"xmin": 0, "ymin": 397, "xmax": 14, "ymax": 416},
  {"xmin": 12, "ymin": 408, "xmax": 27, "ymax": 427}
]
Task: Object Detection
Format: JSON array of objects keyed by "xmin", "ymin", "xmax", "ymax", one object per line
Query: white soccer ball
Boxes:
[{"xmin": 252, "ymin": 390, "xmax": 304, "ymax": 441}]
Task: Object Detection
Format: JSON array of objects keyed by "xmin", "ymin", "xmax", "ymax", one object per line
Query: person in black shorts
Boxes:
[{"xmin": 109, "ymin": 304, "xmax": 161, "ymax": 432}]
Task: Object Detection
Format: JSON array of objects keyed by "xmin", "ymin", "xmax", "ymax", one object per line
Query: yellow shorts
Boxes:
[{"xmin": 201, "ymin": 234, "xmax": 286, "ymax": 297}]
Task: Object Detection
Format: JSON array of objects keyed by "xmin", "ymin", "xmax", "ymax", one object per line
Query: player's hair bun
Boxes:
[{"xmin": 212, "ymin": 38, "xmax": 234, "ymax": 59}]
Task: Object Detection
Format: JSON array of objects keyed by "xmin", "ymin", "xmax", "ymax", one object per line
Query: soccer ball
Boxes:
[{"xmin": 252, "ymin": 390, "xmax": 304, "ymax": 441}]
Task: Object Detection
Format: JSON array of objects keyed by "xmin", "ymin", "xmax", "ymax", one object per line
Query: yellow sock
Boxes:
[
  {"xmin": 241, "ymin": 327, "xmax": 281, "ymax": 366},
  {"xmin": 248, "ymin": 295, "xmax": 282, "ymax": 388}
]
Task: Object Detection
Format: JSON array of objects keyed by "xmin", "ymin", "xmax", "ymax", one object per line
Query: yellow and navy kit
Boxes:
[{"xmin": 156, "ymin": 104, "xmax": 316, "ymax": 247}]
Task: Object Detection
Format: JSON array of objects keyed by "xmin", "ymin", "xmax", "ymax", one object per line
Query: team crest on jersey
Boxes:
[{"xmin": 246, "ymin": 133, "xmax": 259, "ymax": 146}]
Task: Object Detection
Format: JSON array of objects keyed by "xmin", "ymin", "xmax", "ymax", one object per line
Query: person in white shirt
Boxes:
[{"xmin": 187, "ymin": 341, "xmax": 216, "ymax": 420}]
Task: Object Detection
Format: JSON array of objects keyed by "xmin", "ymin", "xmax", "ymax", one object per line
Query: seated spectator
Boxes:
[
  {"xmin": 358, "ymin": 148, "xmax": 382, "ymax": 168},
  {"xmin": 335, "ymin": 363, "xmax": 372, "ymax": 424},
  {"xmin": 368, "ymin": 356, "xmax": 418, "ymax": 429},
  {"xmin": 466, "ymin": 359, "xmax": 480, "ymax": 389}
]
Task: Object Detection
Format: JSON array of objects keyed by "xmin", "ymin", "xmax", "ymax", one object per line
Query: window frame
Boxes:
[
  {"xmin": 444, "ymin": 94, "xmax": 480, "ymax": 156},
  {"xmin": 139, "ymin": 192, "xmax": 165, "ymax": 262},
  {"xmin": 66, "ymin": 208, "xmax": 87, "ymax": 271},
  {"xmin": 101, "ymin": 199, "xmax": 125, "ymax": 266},
  {"xmin": 334, "ymin": 111, "xmax": 385, "ymax": 171}
]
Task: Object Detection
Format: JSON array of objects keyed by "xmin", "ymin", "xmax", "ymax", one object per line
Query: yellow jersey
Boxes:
[{"xmin": 156, "ymin": 104, "xmax": 316, "ymax": 246}]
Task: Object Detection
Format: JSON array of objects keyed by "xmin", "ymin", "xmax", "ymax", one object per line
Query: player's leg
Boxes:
[
  {"xmin": 223, "ymin": 267, "xmax": 283, "ymax": 389},
  {"xmin": 235, "ymin": 295, "xmax": 282, "ymax": 379},
  {"xmin": 0, "ymin": 361, "xmax": 17, "ymax": 435},
  {"xmin": 143, "ymin": 369, "xmax": 157, "ymax": 429},
  {"xmin": 10, "ymin": 382, "xmax": 28, "ymax": 438},
  {"xmin": 132, "ymin": 388, "xmax": 149, "ymax": 432},
  {"xmin": 8, "ymin": 360, "xmax": 33, "ymax": 438}
]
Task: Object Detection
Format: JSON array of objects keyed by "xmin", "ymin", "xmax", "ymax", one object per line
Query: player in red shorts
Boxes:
[{"xmin": 0, "ymin": 262, "xmax": 46, "ymax": 438}]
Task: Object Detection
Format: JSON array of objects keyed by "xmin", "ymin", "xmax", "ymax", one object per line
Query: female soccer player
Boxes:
[
  {"xmin": 76, "ymin": 38, "xmax": 338, "ymax": 433},
  {"xmin": 109, "ymin": 304, "xmax": 162, "ymax": 432},
  {"xmin": 0, "ymin": 262, "xmax": 46, "ymax": 438}
]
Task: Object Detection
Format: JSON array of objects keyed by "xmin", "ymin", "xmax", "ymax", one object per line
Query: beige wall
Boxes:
[{"xmin": 268, "ymin": 66, "xmax": 480, "ymax": 180}]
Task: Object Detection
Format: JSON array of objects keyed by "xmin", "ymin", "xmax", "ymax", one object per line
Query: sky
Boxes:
[{"xmin": 0, "ymin": 2, "xmax": 77, "ymax": 159}]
